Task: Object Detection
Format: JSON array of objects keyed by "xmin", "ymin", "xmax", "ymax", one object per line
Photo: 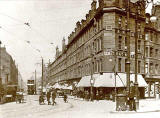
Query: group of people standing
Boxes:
[
  {"xmin": 39, "ymin": 89, "xmax": 68, "ymax": 105},
  {"xmin": 39, "ymin": 89, "xmax": 56, "ymax": 105},
  {"xmin": 46, "ymin": 90, "xmax": 57, "ymax": 105}
]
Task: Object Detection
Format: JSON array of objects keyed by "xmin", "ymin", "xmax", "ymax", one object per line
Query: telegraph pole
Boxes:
[
  {"xmin": 126, "ymin": 0, "xmax": 131, "ymax": 96},
  {"xmin": 134, "ymin": 2, "xmax": 139, "ymax": 110},
  {"xmin": 41, "ymin": 58, "xmax": 44, "ymax": 94},
  {"xmin": 0, "ymin": 41, "xmax": 1, "ymax": 85}
]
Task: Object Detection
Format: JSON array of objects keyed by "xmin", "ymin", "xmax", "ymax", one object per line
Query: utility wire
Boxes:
[{"xmin": 0, "ymin": 12, "xmax": 25, "ymax": 24}]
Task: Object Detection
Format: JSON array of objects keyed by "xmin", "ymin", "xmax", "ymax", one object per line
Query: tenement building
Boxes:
[
  {"xmin": 144, "ymin": 4, "xmax": 160, "ymax": 98},
  {"xmin": 0, "ymin": 47, "xmax": 18, "ymax": 103},
  {"xmin": 48, "ymin": 0, "xmax": 148, "ymax": 99}
]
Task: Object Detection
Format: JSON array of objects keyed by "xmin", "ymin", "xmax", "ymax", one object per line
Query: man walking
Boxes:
[
  {"xmin": 52, "ymin": 90, "xmax": 56, "ymax": 106},
  {"xmin": 46, "ymin": 91, "xmax": 51, "ymax": 105},
  {"xmin": 129, "ymin": 81, "xmax": 135, "ymax": 111}
]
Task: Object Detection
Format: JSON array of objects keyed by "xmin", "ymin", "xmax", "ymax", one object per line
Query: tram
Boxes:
[{"xmin": 27, "ymin": 80, "xmax": 35, "ymax": 95}]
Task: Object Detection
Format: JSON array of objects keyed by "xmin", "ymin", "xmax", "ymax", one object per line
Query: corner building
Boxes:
[
  {"xmin": 144, "ymin": 5, "xmax": 160, "ymax": 98},
  {"xmin": 48, "ymin": 0, "xmax": 147, "ymax": 99}
]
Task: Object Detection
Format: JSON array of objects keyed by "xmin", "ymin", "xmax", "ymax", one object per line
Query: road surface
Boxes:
[{"xmin": 1, "ymin": 95, "xmax": 160, "ymax": 118}]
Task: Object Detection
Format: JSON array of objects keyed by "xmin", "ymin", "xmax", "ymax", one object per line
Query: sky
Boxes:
[
  {"xmin": 0, "ymin": 0, "xmax": 156, "ymax": 82},
  {"xmin": 0, "ymin": 0, "xmax": 92, "ymax": 82}
]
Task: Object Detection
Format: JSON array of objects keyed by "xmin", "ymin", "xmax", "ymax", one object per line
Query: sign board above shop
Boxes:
[
  {"xmin": 104, "ymin": 49, "xmax": 143, "ymax": 59},
  {"xmin": 104, "ymin": 50, "xmax": 127, "ymax": 57}
]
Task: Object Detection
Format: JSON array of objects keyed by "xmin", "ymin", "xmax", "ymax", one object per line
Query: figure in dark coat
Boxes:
[
  {"xmin": 52, "ymin": 91, "xmax": 56, "ymax": 105},
  {"xmin": 63, "ymin": 93, "xmax": 68, "ymax": 103},
  {"xmin": 46, "ymin": 91, "xmax": 51, "ymax": 105},
  {"xmin": 129, "ymin": 81, "xmax": 135, "ymax": 111}
]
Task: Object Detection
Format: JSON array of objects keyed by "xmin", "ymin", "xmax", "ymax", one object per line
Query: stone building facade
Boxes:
[
  {"xmin": 0, "ymin": 47, "xmax": 18, "ymax": 102},
  {"xmin": 144, "ymin": 4, "xmax": 160, "ymax": 98},
  {"xmin": 48, "ymin": 0, "xmax": 146, "ymax": 88}
]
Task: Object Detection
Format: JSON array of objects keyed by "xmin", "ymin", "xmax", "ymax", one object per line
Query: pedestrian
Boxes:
[
  {"xmin": 52, "ymin": 90, "xmax": 56, "ymax": 106},
  {"xmin": 63, "ymin": 93, "xmax": 68, "ymax": 103},
  {"xmin": 129, "ymin": 81, "xmax": 135, "ymax": 111},
  {"xmin": 39, "ymin": 93, "xmax": 44, "ymax": 105},
  {"xmin": 46, "ymin": 91, "xmax": 51, "ymax": 105}
]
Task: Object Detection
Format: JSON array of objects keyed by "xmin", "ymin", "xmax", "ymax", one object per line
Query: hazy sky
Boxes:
[
  {"xmin": 0, "ymin": 0, "xmax": 92, "ymax": 82},
  {"xmin": 0, "ymin": 0, "xmax": 155, "ymax": 82}
]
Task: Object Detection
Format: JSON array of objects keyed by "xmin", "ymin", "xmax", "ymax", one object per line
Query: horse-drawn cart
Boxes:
[{"xmin": 16, "ymin": 92, "xmax": 25, "ymax": 103}]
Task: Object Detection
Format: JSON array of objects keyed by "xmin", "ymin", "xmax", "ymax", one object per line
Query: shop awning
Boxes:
[
  {"xmin": 94, "ymin": 73, "xmax": 124, "ymax": 87},
  {"xmin": 94, "ymin": 73, "xmax": 147, "ymax": 87},
  {"xmin": 77, "ymin": 75, "xmax": 91, "ymax": 87}
]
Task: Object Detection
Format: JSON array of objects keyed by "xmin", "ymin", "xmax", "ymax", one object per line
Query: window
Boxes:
[
  {"xmin": 155, "ymin": 64, "xmax": 158, "ymax": 74},
  {"xmin": 138, "ymin": 40, "xmax": 141, "ymax": 51},
  {"xmin": 125, "ymin": 37, "xmax": 127, "ymax": 47},
  {"xmin": 145, "ymin": 63, "xmax": 148, "ymax": 74},
  {"xmin": 118, "ymin": 58, "xmax": 121, "ymax": 72},
  {"xmin": 155, "ymin": 49, "xmax": 158, "ymax": 56},
  {"xmin": 99, "ymin": 59, "xmax": 102, "ymax": 72},
  {"xmin": 118, "ymin": 16, "xmax": 122, "ymax": 28},
  {"xmin": 138, "ymin": 61, "xmax": 141, "ymax": 73},
  {"xmin": 125, "ymin": 59, "xmax": 127, "ymax": 72},
  {"xmin": 155, "ymin": 34, "xmax": 158, "ymax": 43},
  {"xmin": 145, "ymin": 47, "xmax": 149, "ymax": 57},
  {"xmin": 150, "ymin": 47, "xmax": 154, "ymax": 57},
  {"xmin": 118, "ymin": 36, "xmax": 122, "ymax": 49},
  {"xmin": 151, "ymin": 32, "xmax": 153, "ymax": 42},
  {"xmin": 150, "ymin": 63, "xmax": 153, "ymax": 74},
  {"xmin": 96, "ymin": 60, "xmax": 99, "ymax": 72}
]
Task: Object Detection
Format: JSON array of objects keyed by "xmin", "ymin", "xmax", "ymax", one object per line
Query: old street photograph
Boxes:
[{"xmin": 0, "ymin": 0, "xmax": 160, "ymax": 118}]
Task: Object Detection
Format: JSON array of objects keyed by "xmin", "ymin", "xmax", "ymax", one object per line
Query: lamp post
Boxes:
[
  {"xmin": 35, "ymin": 70, "xmax": 37, "ymax": 95},
  {"xmin": 133, "ymin": 0, "xmax": 155, "ymax": 111},
  {"xmin": 0, "ymin": 41, "xmax": 1, "ymax": 85},
  {"xmin": 126, "ymin": 0, "xmax": 131, "ymax": 101},
  {"xmin": 90, "ymin": 53, "xmax": 94, "ymax": 101},
  {"xmin": 41, "ymin": 58, "xmax": 44, "ymax": 94}
]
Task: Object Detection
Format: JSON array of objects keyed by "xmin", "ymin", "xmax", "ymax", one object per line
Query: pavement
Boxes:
[{"xmin": 68, "ymin": 95, "xmax": 160, "ymax": 113}]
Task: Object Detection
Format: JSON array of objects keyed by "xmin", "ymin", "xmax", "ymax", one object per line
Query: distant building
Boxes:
[
  {"xmin": 0, "ymin": 47, "xmax": 18, "ymax": 86},
  {"xmin": 0, "ymin": 47, "xmax": 18, "ymax": 102}
]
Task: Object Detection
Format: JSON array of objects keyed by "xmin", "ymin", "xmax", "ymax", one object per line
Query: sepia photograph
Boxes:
[{"xmin": 0, "ymin": 0, "xmax": 160, "ymax": 118}]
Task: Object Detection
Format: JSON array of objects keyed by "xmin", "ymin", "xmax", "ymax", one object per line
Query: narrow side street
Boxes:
[{"xmin": 1, "ymin": 95, "xmax": 160, "ymax": 118}]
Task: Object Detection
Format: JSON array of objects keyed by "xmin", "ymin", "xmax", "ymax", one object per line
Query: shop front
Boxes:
[
  {"xmin": 76, "ymin": 73, "xmax": 147, "ymax": 100},
  {"xmin": 145, "ymin": 76, "xmax": 160, "ymax": 98}
]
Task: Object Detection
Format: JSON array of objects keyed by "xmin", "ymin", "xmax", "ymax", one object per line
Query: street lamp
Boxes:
[
  {"xmin": 90, "ymin": 53, "xmax": 94, "ymax": 101},
  {"xmin": 25, "ymin": 40, "xmax": 44, "ymax": 94},
  {"xmin": 0, "ymin": 40, "xmax": 1, "ymax": 85}
]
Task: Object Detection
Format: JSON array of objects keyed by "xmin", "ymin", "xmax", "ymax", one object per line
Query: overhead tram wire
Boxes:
[
  {"xmin": 0, "ymin": 12, "xmax": 25, "ymax": 24},
  {"xmin": 0, "ymin": 12, "xmax": 60, "ymax": 42}
]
